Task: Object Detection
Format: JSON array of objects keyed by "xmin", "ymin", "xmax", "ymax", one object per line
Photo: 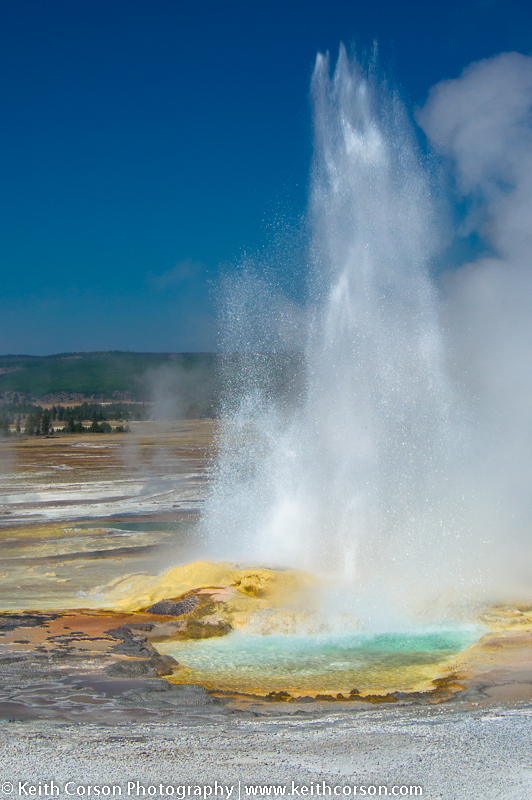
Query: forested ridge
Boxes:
[{"xmin": 0, "ymin": 350, "xmax": 303, "ymax": 435}]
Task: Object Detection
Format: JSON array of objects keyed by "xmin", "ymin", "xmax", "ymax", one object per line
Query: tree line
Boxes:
[
  {"xmin": 0, "ymin": 402, "xmax": 143, "ymax": 436},
  {"xmin": 23, "ymin": 411, "xmax": 130, "ymax": 436}
]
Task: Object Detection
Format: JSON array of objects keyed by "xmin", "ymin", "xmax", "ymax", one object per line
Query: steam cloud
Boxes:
[{"xmin": 418, "ymin": 52, "xmax": 532, "ymax": 600}]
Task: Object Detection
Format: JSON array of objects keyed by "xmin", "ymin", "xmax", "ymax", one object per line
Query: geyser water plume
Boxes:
[{"xmin": 204, "ymin": 48, "xmax": 473, "ymax": 625}]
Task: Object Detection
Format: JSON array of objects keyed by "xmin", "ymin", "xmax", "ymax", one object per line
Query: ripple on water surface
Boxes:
[{"xmin": 159, "ymin": 627, "xmax": 482, "ymax": 695}]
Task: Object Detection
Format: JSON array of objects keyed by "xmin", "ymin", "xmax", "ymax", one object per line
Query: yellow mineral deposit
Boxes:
[{"xmin": 93, "ymin": 560, "xmax": 321, "ymax": 617}]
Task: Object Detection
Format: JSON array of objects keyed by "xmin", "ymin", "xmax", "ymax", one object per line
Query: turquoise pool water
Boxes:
[{"xmin": 159, "ymin": 627, "xmax": 482, "ymax": 695}]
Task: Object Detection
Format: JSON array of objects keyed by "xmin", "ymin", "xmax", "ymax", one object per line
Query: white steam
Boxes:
[{"xmin": 418, "ymin": 52, "xmax": 532, "ymax": 600}]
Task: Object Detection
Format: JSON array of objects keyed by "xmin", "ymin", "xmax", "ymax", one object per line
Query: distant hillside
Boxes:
[
  {"xmin": 0, "ymin": 351, "xmax": 303, "ymax": 417},
  {"xmin": 0, "ymin": 352, "xmax": 216, "ymax": 406}
]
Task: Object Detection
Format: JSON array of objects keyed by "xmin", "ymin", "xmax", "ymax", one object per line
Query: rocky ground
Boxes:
[{"xmin": 0, "ymin": 674, "xmax": 531, "ymax": 800}]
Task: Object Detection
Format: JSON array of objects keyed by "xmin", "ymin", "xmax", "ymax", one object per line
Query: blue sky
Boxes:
[{"xmin": 1, "ymin": 0, "xmax": 531, "ymax": 354}]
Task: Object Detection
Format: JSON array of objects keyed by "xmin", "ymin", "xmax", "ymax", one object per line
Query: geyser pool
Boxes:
[{"xmin": 158, "ymin": 627, "xmax": 481, "ymax": 695}]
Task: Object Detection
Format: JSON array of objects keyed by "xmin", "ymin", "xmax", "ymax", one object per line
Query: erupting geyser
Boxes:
[
  {"xmin": 203, "ymin": 47, "xmax": 473, "ymax": 625},
  {"xmin": 201, "ymin": 45, "xmax": 532, "ymax": 632}
]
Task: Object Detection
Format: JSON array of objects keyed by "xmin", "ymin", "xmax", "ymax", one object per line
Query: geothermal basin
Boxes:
[{"xmin": 2, "ymin": 423, "xmax": 532, "ymax": 708}]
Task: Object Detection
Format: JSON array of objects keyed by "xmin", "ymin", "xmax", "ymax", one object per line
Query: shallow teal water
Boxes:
[
  {"xmin": 77, "ymin": 520, "xmax": 187, "ymax": 532},
  {"xmin": 160, "ymin": 627, "xmax": 482, "ymax": 694}
]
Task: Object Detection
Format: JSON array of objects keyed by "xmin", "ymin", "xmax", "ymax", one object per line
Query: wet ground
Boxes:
[
  {"xmin": 0, "ymin": 421, "xmax": 214, "ymax": 610},
  {"xmin": 0, "ymin": 420, "xmax": 214, "ymax": 525}
]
